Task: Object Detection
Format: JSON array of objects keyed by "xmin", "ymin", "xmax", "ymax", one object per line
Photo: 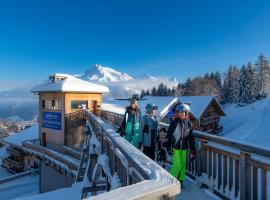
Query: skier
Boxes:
[
  {"xmin": 139, "ymin": 103, "xmax": 158, "ymax": 160},
  {"xmin": 166, "ymin": 103, "xmax": 195, "ymax": 189},
  {"xmin": 117, "ymin": 99, "xmax": 141, "ymax": 148}
]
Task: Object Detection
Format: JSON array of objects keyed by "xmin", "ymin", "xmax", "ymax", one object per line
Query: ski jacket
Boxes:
[
  {"xmin": 119, "ymin": 106, "xmax": 141, "ymax": 135},
  {"xmin": 139, "ymin": 114, "xmax": 158, "ymax": 147},
  {"xmin": 166, "ymin": 118, "xmax": 195, "ymax": 150}
]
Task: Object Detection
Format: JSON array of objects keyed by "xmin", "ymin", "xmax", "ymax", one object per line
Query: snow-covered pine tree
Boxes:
[
  {"xmin": 175, "ymin": 83, "xmax": 182, "ymax": 96},
  {"xmin": 255, "ymin": 54, "xmax": 270, "ymax": 95},
  {"xmin": 246, "ymin": 62, "xmax": 257, "ymax": 103},
  {"xmin": 183, "ymin": 78, "xmax": 195, "ymax": 96},
  {"xmin": 222, "ymin": 72, "xmax": 230, "ymax": 103},
  {"xmin": 140, "ymin": 89, "xmax": 146, "ymax": 98},
  {"xmin": 238, "ymin": 65, "xmax": 248, "ymax": 104},
  {"xmin": 231, "ymin": 66, "xmax": 240, "ymax": 103},
  {"xmin": 146, "ymin": 89, "xmax": 151, "ymax": 96},
  {"xmin": 151, "ymin": 87, "xmax": 157, "ymax": 96},
  {"xmin": 210, "ymin": 72, "xmax": 215, "ymax": 80},
  {"xmin": 214, "ymin": 71, "xmax": 222, "ymax": 90}
]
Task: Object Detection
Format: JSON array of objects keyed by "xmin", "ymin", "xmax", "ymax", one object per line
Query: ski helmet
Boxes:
[
  {"xmin": 145, "ymin": 103, "xmax": 158, "ymax": 113},
  {"xmin": 175, "ymin": 103, "xmax": 190, "ymax": 113}
]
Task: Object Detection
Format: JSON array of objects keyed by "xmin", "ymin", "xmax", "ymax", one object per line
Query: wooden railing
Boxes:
[
  {"xmin": 101, "ymin": 110, "xmax": 270, "ymax": 200},
  {"xmin": 84, "ymin": 111, "xmax": 180, "ymax": 200},
  {"xmin": 22, "ymin": 139, "xmax": 79, "ymax": 176},
  {"xmin": 7, "ymin": 145, "xmax": 24, "ymax": 157},
  {"xmin": 200, "ymin": 115, "xmax": 220, "ymax": 126},
  {"xmin": 4, "ymin": 157, "xmax": 24, "ymax": 168}
]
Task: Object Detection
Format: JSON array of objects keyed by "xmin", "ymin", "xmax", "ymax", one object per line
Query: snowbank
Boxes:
[{"xmin": 221, "ymin": 98, "xmax": 270, "ymax": 149}]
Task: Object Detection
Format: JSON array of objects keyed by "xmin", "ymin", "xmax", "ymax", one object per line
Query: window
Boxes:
[
  {"xmin": 71, "ymin": 100, "xmax": 88, "ymax": 109},
  {"xmin": 45, "ymin": 100, "xmax": 52, "ymax": 109},
  {"xmin": 43, "ymin": 99, "xmax": 62, "ymax": 110},
  {"xmin": 55, "ymin": 100, "xmax": 63, "ymax": 110},
  {"xmin": 52, "ymin": 100, "xmax": 55, "ymax": 109},
  {"xmin": 42, "ymin": 100, "xmax": 45, "ymax": 109}
]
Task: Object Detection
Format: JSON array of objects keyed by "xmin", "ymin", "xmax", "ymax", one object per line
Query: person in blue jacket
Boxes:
[{"xmin": 139, "ymin": 103, "xmax": 158, "ymax": 160}]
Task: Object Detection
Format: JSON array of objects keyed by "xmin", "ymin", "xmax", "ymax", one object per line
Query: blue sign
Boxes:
[{"xmin": 42, "ymin": 111, "xmax": 62, "ymax": 130}]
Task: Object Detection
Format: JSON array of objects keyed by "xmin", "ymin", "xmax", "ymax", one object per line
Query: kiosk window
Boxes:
[{"xmin": 71, "ymin": 100, "xmax": 88, "ymax": 109}]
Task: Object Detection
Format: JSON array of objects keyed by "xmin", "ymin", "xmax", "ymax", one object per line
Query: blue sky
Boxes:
[{"xmin": 0, "ymin": 0, "xmax": 270, "ymax": 89}]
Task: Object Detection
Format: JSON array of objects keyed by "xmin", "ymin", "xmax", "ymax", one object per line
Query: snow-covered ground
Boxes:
[
  {"xmin": 0, "ymin": 166, "xmax": 11, "ymax": 179},
  {"xmin": 0, "ymin": 174, "xmax": 39, "ymax": 199},
  {"xmin": 221, "ymin": 97, "xmax": 270, "ymax": 149}
]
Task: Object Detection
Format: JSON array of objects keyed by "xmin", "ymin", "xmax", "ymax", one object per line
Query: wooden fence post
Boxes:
[{"xmin": 239, "ymin": 151, "xmax": 251, "ymax": 200}]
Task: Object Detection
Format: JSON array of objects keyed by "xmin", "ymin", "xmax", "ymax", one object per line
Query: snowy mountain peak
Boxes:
[{"xmin": 81, "ymin": 64, "xmax": 133, "ymax": 82}]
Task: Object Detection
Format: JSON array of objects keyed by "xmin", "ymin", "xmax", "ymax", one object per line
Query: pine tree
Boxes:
[
  {"xmin": 146, "ymin": 89, "xmax": 151, "ymax": 96},
  {"xmin": 210, "ymin": 72, "xmax": 215, "ymax": 80},
  {"xmin": 246, "ymin": 62, "xmax": 257, "ymax": 103},
  {"xmin": 214, "ymin": 71, "xmax": 222, "ymax": 89},
  {"xmin": 183, "ymin": 78, "xmax": 195, "ymax": 96},
  {"xmin": 238, "ymin": 65, "xmax": 248, "ymax": 104},
  {"xmin": 140, "ymin": 89, "xmax": 145, "ymax": 98},
  {"xmin": 175, "ymin": 83, "xmax": 182, "ymax": 96},
  {"xmin": 255, "ymin": 54, "xmax": 270, "ymax": 94},
  {"xmin": 151, "ymin": 87, "xmax": 157, "ymax": 96},
  {"xmin": 222, "ymin": 73, "xmax": 230, "ymax": 102}
]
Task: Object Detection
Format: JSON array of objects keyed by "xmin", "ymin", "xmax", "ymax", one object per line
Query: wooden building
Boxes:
[
  {"xmin": 29, "ymin": 73, "xmax": 109, "ymax": 192},
  {"xmin": 31, "ymin": 73, "xmax": 109, "ymax": 149},
  {"xmin": 2, "ymin": 125, "xmax": 40, "ymax": 173},
  {"xmin": 164, "ymin": 96, "xmax": 225, "ymax": 134}
]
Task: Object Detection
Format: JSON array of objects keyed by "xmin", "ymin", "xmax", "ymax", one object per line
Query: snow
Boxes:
[
  {"xmin": 81, "ymin": 64, "xmax": 133, "ymax": 82},
  {"xmin": 0, "ymin": 174, "xmax": 39, "ymax": 199},
  {"xmin": 20, "ymin": 182, "xmax": 83, "ymax": 200},
  {"xmin": 0, "ymin": 166, "xmax": 11, "ymax": 179},
  {"xmin": 221, "ymin": 98, "xmax": 270, "ymax": 149},
  {"xmin": 4, "ymin": 125, "xmax": 38, "ymax": 147},
  {"xmin": 110, "ymin": 173, "xmax": 122, "ymax": 190},
  {"xmin": 31, "ymin": 74, "xmax": 109, "ymax": 93}
]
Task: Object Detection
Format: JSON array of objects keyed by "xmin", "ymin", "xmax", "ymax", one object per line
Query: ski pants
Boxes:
[{"xmin": 170, "ymin": 149, "xmax": 187, "ymax": 181}]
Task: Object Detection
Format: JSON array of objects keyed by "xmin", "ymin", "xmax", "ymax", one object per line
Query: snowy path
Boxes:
[{"xmin": 176, "ymin": 178, "xmax": 219, "ymax": 200}]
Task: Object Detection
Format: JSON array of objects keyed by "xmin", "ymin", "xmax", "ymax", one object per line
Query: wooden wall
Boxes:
[
  {"xmin": 64, "ymin": 93, "xmax": 102, "ymax": 114},
  {"xmin": 39, "ymin": 92, "xmax": 65, "ymax": 145}
]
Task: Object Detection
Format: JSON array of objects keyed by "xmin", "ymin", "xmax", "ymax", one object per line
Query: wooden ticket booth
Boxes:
[{"xmin": 31, "ymin": 73, "xmax": 109, "ymax": 149}]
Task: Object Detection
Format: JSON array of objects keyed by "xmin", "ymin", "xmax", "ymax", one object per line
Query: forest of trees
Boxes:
[{"xmin": 140, "ymin": 54, "xmax": 270, "ymax": 105}]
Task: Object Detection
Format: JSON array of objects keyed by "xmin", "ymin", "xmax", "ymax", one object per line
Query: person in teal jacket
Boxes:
[{"xmin": 117, "ymin": 99, "xmax": 141, "ymax": 147}]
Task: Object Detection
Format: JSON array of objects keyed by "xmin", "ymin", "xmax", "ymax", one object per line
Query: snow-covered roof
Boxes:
[
  {"xmin": 179, "ymin": 96, "xmax": 225, "ymax": 120},
  {"xmin": 4, "ymin": 125, "xmax": 38, "ymax": 147},
  {"xmin": 31, "ymin": 74, "xmax": 109, "ymax": 94}
]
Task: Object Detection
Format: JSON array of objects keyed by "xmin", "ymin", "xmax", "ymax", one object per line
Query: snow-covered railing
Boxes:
[
  {"xmin": 102, "ymin": 109, "xmax": 270, "ymax": 200},
  {"xmin": 22, "ymin": 139, "xmax": 79, "ymax": 177},
  {"xmin": 84, "ymin": 111, "xmax": 180, "ymax": 200}
]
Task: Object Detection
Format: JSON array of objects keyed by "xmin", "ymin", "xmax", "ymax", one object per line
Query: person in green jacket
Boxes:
[
  {"xmin": 117, "ymin": 99, "xmax": 141, "ymax": 148},
  {"xmin": 166, "ymin": 103, "xmax": 195, "ymax": 189}
]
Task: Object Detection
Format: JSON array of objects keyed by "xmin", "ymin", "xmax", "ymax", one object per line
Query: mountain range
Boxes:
[{"xmin": 0, "ymin": 64, "xmax": 178, "ymax": 120}]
